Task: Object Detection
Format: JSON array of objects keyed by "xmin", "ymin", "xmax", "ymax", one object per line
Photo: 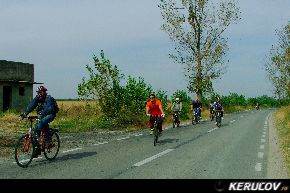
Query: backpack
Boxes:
[{"xmin": 54, "ymin": 99, "xmax": 59, "ymax": 113}]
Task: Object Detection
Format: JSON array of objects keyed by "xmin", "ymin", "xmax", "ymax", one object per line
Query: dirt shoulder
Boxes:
[{"xmin": 267, "ymin": 112, "xmax": 289, "ymax": 178}]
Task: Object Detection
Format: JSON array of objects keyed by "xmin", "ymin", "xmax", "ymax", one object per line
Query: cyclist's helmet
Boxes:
[
  {"xmin": 37, "ymin": 86, "xmax": 47, "ymax": 93},
  {"xmin": 37, "ymin": 86, "xmax": 47, "ymax": 101},
  {"xmin": 217, "ymin": 96, "xmax": 221, "ymax": 102},
  {"xmin": 149, "ymin": 93, "xmax": 155, "ymax": 98},
  {"xmin": 176, "ymin": 98, "xmax": 179, "ymax": 101}
]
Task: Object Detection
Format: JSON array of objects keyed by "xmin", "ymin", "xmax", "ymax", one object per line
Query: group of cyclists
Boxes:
[
  {"xmin": 145, "ymin": 93, "xmax": 225, "ymax": 135},
  {"xmin": 20, "ymin": 86, "xmax": 225, "ymax": 150}
]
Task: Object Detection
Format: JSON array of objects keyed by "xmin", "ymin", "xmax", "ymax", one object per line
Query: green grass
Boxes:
[{"xmin": 274, "ymin": 105, "xmax": 290, "ymax": 176}]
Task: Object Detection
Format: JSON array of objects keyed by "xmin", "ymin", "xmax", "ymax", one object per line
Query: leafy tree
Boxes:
[
  {"xmin": 124, "ymin": 76, "xmax": 153, "ymax": 115},
  {"xmin": 158, "ymin": 0, "xmax": 241, "ymax": 99},
  {"xmin": 265, "ymin": 23, "xmax": 290, "ymax": 101},
  {"xmin": 155, "ymin": 89, "xmax": 168, "ymax": 111},
  {"xmin": 78, "ymin": 50, "xmax": 124, "ymax": 117}
]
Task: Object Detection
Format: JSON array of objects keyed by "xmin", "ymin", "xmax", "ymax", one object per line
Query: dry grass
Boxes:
[
  {"xmin": 274, "ymin": 105, "xmax": 290, "ymax": 174},
  {"xmin": 0, "ymin": 112, "xmax": 28, "ymax": 158}
]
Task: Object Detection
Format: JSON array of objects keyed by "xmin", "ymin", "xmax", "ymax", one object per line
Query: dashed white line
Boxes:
[
  {"xmin": 116, "ymin": 136, "xmax": 130, "ymax": 141},
  {"xmin": 60, "ymin": 136, "xmax": 71, "ymax": 139},
  {"xmin": 207, "ymin": 127, "xmax": 218, "ymax": 133},
  {"xmin": 13, "ymin": 156, "xmax": 43, "ymax": 164},
  {"xmin": 262, "ymin": 135, "xmax": 266, "ymax": 138},
  {"xmin": 133, "ymin": 149, "xmax": 174, "ymax": 167},
  {"xmin": 255, "ymin": 163, "xmax": 262, "ymax": 171},
  {"xmin": 62, "ymin": 148, "xmax": 82, "ymax": 153},
  {"xmin": 261, "ymin": 139, "xmax": 266, "ymax": 143},
  {"xmin": 93, "ymin": 141, "xmax": 108, "ymax": 146},
  {"xmin": 230, "ymin": 120, "xmax": 236, "ymax": 123},
  {"xmin": 258, "ymin": 152, "xmax": 264, "ymax": 159},
  {"xmin": 260, "ymin": 145, "xmax": 265, "ymax": 149}
]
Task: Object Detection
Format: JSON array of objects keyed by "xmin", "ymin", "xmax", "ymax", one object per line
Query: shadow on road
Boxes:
[
  {"xmin": 157, "ymin": 138, "xmax": 179, "ymax": 145},
  {"xmin": 30, "ymin": 151, "xmax": 98, "ymax": 167},
  {"xmin": 57, "ymin": 151, "xmax": 98, "ymax": 161}
]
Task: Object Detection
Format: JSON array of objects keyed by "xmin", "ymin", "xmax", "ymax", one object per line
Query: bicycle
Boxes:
[
  {"xmin": 209, "ymin": 107, "xmax": 215, "ymax": 121},
  {"xmin": 172, "ymin": 111, "xmax": 180, "ymax": 128},
  {"xmin": 215, "ymin": 110, "xmax": 222, "ymax": 128},
  {"xmin": 192, "ymin": 108, "xmax": 200, "ymax": 125},
  {"xmin": 150, "ymin": 115, "xmax": 163, "ymax": 146},
  {"xmin": 15, "ymin": 115, "xmax": 60, "ymax": 168}
]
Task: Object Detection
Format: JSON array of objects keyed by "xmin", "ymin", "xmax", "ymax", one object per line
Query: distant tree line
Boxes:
[{"xmin": 77, "ymin": 50, "xmax": 286, "ymax": 128}]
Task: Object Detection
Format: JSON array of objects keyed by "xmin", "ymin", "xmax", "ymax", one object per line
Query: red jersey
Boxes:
[{"xmin": 146, "ymin": 99, "xmax": 162, "ymax": 115}]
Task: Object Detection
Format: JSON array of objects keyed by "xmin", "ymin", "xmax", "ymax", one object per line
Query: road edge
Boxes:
[{"xmin": 267, "ymin": 112, "xmax": 289, "ymax": 178}]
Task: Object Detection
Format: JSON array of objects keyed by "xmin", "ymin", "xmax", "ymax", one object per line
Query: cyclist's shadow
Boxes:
[
  {"xmin": 156, "ymin": 138, "xmax": 179, "ymax": 145},
  {"xmin": 30, "ymin": 151, "xmax": 97, "ymax": 167}
]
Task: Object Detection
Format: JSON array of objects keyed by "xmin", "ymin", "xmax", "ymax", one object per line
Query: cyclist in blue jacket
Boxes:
[{"xmin": 20, "ymin": 86, "xmax": 59, "ymax": 157}]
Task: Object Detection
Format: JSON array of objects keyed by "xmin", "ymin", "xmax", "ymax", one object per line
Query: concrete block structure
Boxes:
[{"xmin": 0, "ymin": 60, "xmax": 41, "ymax": 112}]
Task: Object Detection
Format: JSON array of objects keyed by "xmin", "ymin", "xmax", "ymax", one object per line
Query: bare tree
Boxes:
[
  {"xmin": 265, "ymin": 23, "xmax": 290, "ymax": 100},
  {"xmin": 158, "ymin": 0, "xmax": 241, "ymax": 99}
]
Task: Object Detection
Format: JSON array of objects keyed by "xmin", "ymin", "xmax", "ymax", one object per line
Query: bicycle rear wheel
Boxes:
[
  {"xmin": 216, "ymin": 114, "xmax": 221, "ymax": 127},
  {"xmin": 15, "ymin": 134, "xmax": 35, "ymax": 168},
  {"xmin": 44, "ymin": 131, "xmax": 60, "ymax": 161},
  {"xmin": 153, "ymin": 128, "xmax": 158, "ymax": 146}
]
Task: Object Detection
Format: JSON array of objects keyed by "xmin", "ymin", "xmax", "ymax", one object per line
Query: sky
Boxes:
[{"xmin": 0, "ymin": 0, "xmax": 289, "ymax": 99}]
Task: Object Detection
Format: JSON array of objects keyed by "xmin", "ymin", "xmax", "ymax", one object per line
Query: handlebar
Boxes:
[{"xmin": 19, "ymin": 115, "xmax": 40, "ymax": 122}]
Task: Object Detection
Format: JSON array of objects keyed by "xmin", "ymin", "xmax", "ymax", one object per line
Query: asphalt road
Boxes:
[{"xmin": 0, "ymin": 109, "xmax": 288, "ymax": 179}]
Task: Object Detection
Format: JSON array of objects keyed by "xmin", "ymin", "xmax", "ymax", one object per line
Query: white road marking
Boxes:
[
  {"xmin": 93, "ymin": 141, "xmax": 108, "ymax": 146},
  {"xmin": 134, "ymin": 133, "xmax": 143, "ymax": 137},
  {"xmin": 262, "ymin": 135, "xmax": 266, "ymax": 138},
  {"xmin": 230, "ymin": 120, "xmax": 236, "ymax": 123},
  {"xmin": 260, "ymin": 145, "xmax": 265, "ymax": 149},
  {"xmin": 255, "ymin": 163, "xmax": 262, "ymax": 172},
  {"xmin": 207, "ymin": 128, "xmax": 218, "ymax": 133},
  {"xmin": 261, "ymin": 139, "xmax": 266, "ymax": 143},
  {"xmin": 262, "ymin": 131, "xmax": 266, "ymax": 135},
  {"xmin": 62, "ymin": 148, "xmax": 82, "ymax": 153},
  {"xmin": 258, "ymin": 152, "xmax": 264, "ymax": 159},
  {"xmin": 60, "ymin": 136, "xmax": 71, "ymax": 139},
  {"xmin": 13, "ymin": 156, "xmax": 43, "ymax": 164},
  {"xmin": 133, "ymin": 149, "xmax": 174, "ymax": 167},
  {"xmin": 116, "ymin": 136, "xmax": 130, "ymax": 141}
]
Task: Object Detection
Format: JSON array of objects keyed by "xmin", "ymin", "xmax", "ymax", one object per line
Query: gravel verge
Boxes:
[{"xmin": 267, "ymin": 113, "xmax": 289, "ymax": 178}]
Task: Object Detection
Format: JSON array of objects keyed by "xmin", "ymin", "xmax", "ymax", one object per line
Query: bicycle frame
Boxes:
[
  {"xmin": 150, "ymin": 115, "xmax": 162, "ymax": 146},
  {"xmin": 26, "ymin": 117, "xmax": 46, "ymax": 150},
  {"xmin": 172, "ymin": 112, "xmax": 180, "ymax": 128}
]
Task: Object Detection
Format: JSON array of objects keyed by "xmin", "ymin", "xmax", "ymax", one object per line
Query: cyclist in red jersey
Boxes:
[{"xmin": 146, "ymin": 93, "xmax": 165, "ymax": 135}]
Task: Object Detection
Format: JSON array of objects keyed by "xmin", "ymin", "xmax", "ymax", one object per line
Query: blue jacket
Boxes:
[
  {"xmin": 191, "ymin": 100, "xmax": 202, "ymax": 109},
  {"xmin": 25, "ymin": 95, "xmax": 57, "ymax": 116},
  {"xmin": 213, "ymin": 101, "xmax": 224, "ymax": 110}
]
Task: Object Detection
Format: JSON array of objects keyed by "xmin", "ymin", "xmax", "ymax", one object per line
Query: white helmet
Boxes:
[{"xmin": 176, "ymin": 98, "xmax": 179, "ymax": 101}]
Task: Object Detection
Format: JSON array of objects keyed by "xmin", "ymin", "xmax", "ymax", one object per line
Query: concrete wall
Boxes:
[{"xmin": 0, "ymin": 60, "xmax": 34, "ymax": 112}]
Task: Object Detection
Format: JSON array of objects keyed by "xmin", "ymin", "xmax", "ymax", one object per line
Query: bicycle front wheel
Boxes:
[
  {"xmin": 44, "ymin": 131, "xmax": 60, "ymax": 161},
  {"xmin": 15, "ymin": 134, "xmax": 35, "ymax": 168}
]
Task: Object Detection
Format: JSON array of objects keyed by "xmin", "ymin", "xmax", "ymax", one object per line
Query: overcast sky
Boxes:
[{"xmin": 1, "ymin": 0, "xmax": 289, "ymax": 99}]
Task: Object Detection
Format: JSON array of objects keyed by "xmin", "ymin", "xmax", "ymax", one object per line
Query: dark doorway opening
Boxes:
[{"xmin": 3, "ymin": 86, "xmax": 12, "ymax": 111}]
